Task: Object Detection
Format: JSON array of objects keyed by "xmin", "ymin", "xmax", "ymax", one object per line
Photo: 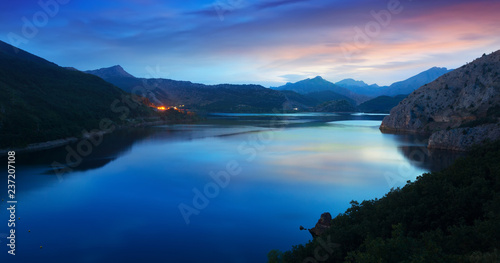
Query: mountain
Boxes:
[
  {"xmin": 279, "ymin": 90, "xmax": 319, "ymax": 109},
  {"xmin": 271, "ymin": 76, "xmax": 370, "ymax": 104},
  {"xmin": 381, "ymin": 51, "xmax": 500, "ymax": 151},
  {"xmin": 85, "ymin": 65, "xmax": 135, "ymax": 79},
  {"xmin": 87, "ymin": 66, "xmax": 320, "ymax": 112},
  {"xmin": 379, "ymin": 67, "xmax": 452, "ymax": 96},
  {"xmin": 304, "ymin": 90, "xmax": 356, "ymax": 105},
  {"xmin": 273, "ymin": 76, "xmax": 344, "ymax": 94},
  {"xmin": 313, "ymin": 100, "xmax": 356, "ymax": 112},
  {"xmin": 334, "ymin": 68, "xmax": 451, "ymax": 97},
  {"xmin": 0, "ymin": 40, "xmax": 154, "ymax": 148},
  {"xmin": 335, "ymin": 78, "xmax": 381, "ymax": 97},
  {"xmin": 358, "ymin": 95, "xmax": 408, "ymax": 113}
]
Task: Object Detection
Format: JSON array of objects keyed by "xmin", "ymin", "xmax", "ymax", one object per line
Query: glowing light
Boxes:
[{"xmin": 157, "ymin": 106, "xmax": 166, "ymax": 110}]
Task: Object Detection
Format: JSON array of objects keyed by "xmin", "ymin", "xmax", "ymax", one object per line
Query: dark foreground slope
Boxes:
[
  {"xmin": 270, "ymin": 140, "xmax": 500, "ymax": 263},
  {"xmin": 0, "ymin": 41, "xmax": 154, "ymax": 148}
]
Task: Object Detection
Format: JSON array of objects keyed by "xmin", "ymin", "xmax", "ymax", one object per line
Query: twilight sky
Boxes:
[{"xmin": 1, "ymin": 0, "xmax": 499, "ymax": 86}]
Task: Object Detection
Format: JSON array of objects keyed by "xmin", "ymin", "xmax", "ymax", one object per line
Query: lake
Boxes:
[{"xmin": 0, "ymin": 113, "xmax": 461, "ymax": 263}]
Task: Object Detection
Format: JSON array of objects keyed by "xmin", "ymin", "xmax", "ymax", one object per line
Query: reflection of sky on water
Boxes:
[{"xmin": 241, "ymin": 121, "xmax": 427, "ymax": 188}]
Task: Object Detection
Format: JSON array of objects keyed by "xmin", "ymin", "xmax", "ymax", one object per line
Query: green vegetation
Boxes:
[
  {"xmin": 269, "ymin": 140, "xmax": 500, "ymax": 262},
  {"xmin": 358, "ymin": 95, "xmax": 408, "ymax": 113},
  {"xmin": 99, "ymin": 75, "xmax": 294, "ymax": 113},
  {"xmin": 0, "ymin": 41, "xmax": 197, "ymax": 148},
  {"xmin": 304, "ymin": 91, "xmax": 355, "ymax": 106},
  {"xmin": 160, "ymin": 108, "xmax": 200, "ymax": 122},
  {"xmin": 314, "ymin": 100, "xmax": 356, "ymax": 112}
]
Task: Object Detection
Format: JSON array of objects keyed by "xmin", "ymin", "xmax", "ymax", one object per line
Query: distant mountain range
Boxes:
[
  {"xmin": 271, "ymin": 76, "xmax": 371, "ymax": 104},
  {"xmin": 273, "ymin": 67, "xmax": 452, "ymax": 103},
  {"xmin": 335, "ymin": 78, "xmax": 381, "ymax": 97},
  {"xmin": 85, "ymin": 66, "xmax": 362, "ymax": 113},
  {"xmin": 378, "ymin": 67, "xmax": 453, "ymax": 96},
  {"xmin": 84, "ymin": 65, "xmax": 453, "ymax": 114},
  {"xmin": 86, "ymin": 66, "xmax": 300, "ymax": 112}
]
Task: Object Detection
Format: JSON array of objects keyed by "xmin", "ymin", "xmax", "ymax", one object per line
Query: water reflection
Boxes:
[
  {"xmin": 379, "ymin": 132, "xmax": 464, "ymax": 172},
  {"xmin": 0, "ymin": 113, "xmax": 464, "ymax": 263},
  {"xmin": 399, "ymin": 146, "xmax": 465, "ymax": 172}
]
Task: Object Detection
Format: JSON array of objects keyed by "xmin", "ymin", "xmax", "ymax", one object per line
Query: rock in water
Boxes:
[{"xmin": 309, "ymin": 212, "xmax": 332, "ymax": 238}]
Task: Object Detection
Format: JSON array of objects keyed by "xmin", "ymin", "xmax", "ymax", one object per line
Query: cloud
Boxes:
[
  {"xmin": 279, "ymin": 74, "xmax": 313, "ymax": 83},
  {"xmin": 1, "ymin": 0, "xmax": 499, "ymax": 86},
  {"xmin": 255, "ymin": 0, "xmax": 310, "ymax": 10}
]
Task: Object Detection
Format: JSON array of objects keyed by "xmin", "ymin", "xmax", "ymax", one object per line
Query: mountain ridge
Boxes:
[
  {"xmin": 0, "ymin": 40, "xmax": 154, "ymax": 148},
  {"xmin": 87, "ymin": 67, "xmax": 312, "ymax": 112},
  {"xmin": 271, "ymin": 76, "xmax": 370, "ymax": 104},
  {"xmin": 85, "ymin": 65, "xmax": 136, "ymax": 79},
  {"xmin": 380, "ymin": 67, "xmax": 453, "ymax": 96},
  {"xmin": 380, "ymin": 51, "xmax": 500, "ymax": 150}
]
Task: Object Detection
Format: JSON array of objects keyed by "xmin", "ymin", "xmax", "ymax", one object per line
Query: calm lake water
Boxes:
[{"xmin": 0, "ymin": 113, "xmax": 461, "ymax": 263}]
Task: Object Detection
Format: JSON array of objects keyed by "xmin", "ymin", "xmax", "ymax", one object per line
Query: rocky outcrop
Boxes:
[
  {"xmin": 381, "ymin": 51, "xmax": 500, "ymax": 151},
  {"xmin": 428, "ymin": 124, "xmax": 500, "ymax": 151},
  {"xmin": 309, "ymin": 212, "xmax": 332, "ymax": 238},
  {"xmin": 85, "ymin": 65, "xmax": 135, "ymax": 79}
]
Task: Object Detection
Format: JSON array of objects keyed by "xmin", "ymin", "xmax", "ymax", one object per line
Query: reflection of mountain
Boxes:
[
  {"xmin": 5, "ymin": 128, "xmax": 160, "ymax": 198},
  {"xmin": 12, "ymin": 128, "xmax": 156, "ymax": 193},
  {"xmin": 386, "ymin": 133, "xmax": 464, "ymax": 172},
  {"xmin": 398, "ymin": 146, "xmax": 464, "ymax": 173}
]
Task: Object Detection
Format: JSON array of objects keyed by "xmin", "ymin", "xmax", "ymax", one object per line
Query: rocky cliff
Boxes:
[{"xmin": 380, "ymin": 51, "xmax": 500, "ymax": 151}]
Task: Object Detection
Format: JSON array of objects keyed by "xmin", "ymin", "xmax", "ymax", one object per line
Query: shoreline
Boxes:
[
  {"xmin": 0, "ymin": 137, "xmax": 80, "ymax": 156},
  {"xmin": 0, "ymin": 119, "xmax": 195, "ymax": 156}
]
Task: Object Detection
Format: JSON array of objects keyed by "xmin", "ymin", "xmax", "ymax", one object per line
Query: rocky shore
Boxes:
[
  {"xmin": 380, "ymin": 51, "xmax": 500, "ymax": 151},
  {"xmin": 428, "ymin": 124, "xmax": 500, "ymax": 151}
]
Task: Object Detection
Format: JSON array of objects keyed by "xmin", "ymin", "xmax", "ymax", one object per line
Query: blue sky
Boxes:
[{"xmin": 1, "ymin": 0, "xmax": 500, "ymax": 86}]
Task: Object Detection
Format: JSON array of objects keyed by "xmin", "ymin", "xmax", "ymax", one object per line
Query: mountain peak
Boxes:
[
  {"xmin": 336, "ymin": 78, "xmax": 370, "ymax": 87},
  {"xmin": 381, "ymin": 66, "xmax": 453, "ymax": 96},
  {"xmin": 85, "ymin": 65, "xmax": 135, "ymax": 79},
  {"xmin": 429, "ymin": 66, "xmax": 448, "ymax": 70}
]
